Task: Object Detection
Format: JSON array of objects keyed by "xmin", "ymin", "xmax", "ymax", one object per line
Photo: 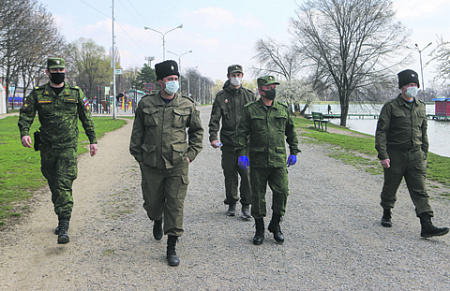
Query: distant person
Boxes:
[
  {"xmin": 130, "ymin": 60, "xmax": 204, "ymax": 266},
  {"xmin": 208, "ymin": 64, "xmax": 256, "ymax": 218},
  {"xmin": 235, "ymin": 75, "xmax": 300, "ymax": 245},
  {"xmin": 18, "ymin": 58, "xmax": 98, "ymax": 244},
  {"xmin": 375, "ymin": 69, "xmax": 449, "ymax": 238},
  {"xmin": 327, "ymin": 104, "xmax": 332, "ymax": 115}
]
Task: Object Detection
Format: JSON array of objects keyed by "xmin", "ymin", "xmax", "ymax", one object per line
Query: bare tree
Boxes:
[
  {"xmin": 431, "ymin": 36, "xmax": 450, "ymax": 85},
  {"xmin": 291, "ymin": 0, "xmax": 409, "ymax": 126},
  {"xmin": 253, "ymin": 38, "xmax": 301, "ymax": 81},
  {"xmin": 277, "ymin": 80, "xmax": 319, "ymax": 115}
]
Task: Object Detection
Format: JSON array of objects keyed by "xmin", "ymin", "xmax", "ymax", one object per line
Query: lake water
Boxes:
[{"xmin": 304, "ymin": 103, "xmax": 450, "ymax": 158}]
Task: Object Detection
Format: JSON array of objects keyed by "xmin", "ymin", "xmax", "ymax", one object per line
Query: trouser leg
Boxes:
[
  {"xmin": 140, "ymin": 164, "xmax": 165, "ymax": 221},
  {"xmin": 238, "ymin": 162, "xmax": 252, "ymax": 206},
  {"xmin": 163, "ymin": 162, "xmax": 189, "ymax": 237},
  {"xmin": 268, "ymin": 167, "xmax": 289, "ymax": 216},
  {"xmin": 250, "ymin": 167, "xmax": 270, "ymax": 219},
  {"xmin": 41, "ymin": 146, "xmax": 77, "ymax": 220},
  {"xmin": 221, "ymin": 150, "xmax": 239, "ymax": 205},
  {"xmin": 380, "ymin": 150, "xmax": 405, "ymax": 211},
  {"xmin": 403, "ymin": 149, "xmax": 433, "ymax": 216}
]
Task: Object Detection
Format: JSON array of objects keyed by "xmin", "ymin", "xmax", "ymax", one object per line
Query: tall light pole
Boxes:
[
  {"xmin": 414, "ymin": 42, "xmax": 432, "ymax": 90},
  {"xmin": 112, "ymin": 0, "xmax": 116, "ymax": 119},
  {"xmin": 167, "ymin": 50, "xmax": 192, "ymax": 92},
  {"xmin": 144, "ymin": 24, "xmax": 183, "ymax": 60}
]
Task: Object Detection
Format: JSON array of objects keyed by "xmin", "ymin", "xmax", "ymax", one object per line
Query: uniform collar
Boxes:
[{"xmin": 156, "ymin": 90, "xmax": 180, "ymax": 106}]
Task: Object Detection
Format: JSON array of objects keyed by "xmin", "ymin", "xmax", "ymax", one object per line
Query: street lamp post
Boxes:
[
  {"xmin": 414, "ymin": 42, "xmax": 432, "ymax": 90},
  {"xmin": 167, "ymin": 50, "xmax": 192, "ymax": 93},
  {"xmin": 144, "ymin": 24, "xmax": 183, "ymax": 60}
]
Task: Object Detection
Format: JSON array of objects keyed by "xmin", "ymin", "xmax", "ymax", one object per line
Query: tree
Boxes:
[
  {"xmin": 431, "ymin": 37, "xmax": 450, "ymax": 85},
  {"xmin": 134, "ymin": 63, "xmax": 157, "ymax": 91},
  {"xmin": 291, "ymin": 0, "xmax": 409, "ymax": 126},
  {"xmin": 253, "ymin": 39, "xmax": 302, "ymax": 81},
  {"xmin": 277, "ymin": 80, "xmax": 319, "ymax": 115}
]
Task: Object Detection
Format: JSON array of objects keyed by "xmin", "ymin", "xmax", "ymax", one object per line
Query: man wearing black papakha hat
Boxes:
[
  {"xmin": 375, "ymin": 69, "xmax": 449, "ymax": 238},
  {"xmin": 130, "ymin": 60, "xmax": 204, "ymax": 266}
]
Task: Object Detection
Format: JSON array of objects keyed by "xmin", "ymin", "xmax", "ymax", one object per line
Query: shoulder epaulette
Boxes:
[
  {"xmin": 215, "ymin": 89, "xmax": 226, "ymax": 97},
  {"xmin": 35, "ymin": 84, "xmax": 46, "ymax": 90},
  {"xmin": 243, "ymin": 87, "xmax": 254, "ymax": 94},
  {"xmin": 417, "ymin": 99, "xmax": 426, "ymax": 104},
  {"xmin": 182, "ymin": 95, "xmax": 195, "ymax": 103},
  {"xmin": 69, "ymin": 85, "xmax": 82, "ymax": 91},
  {"xmin": 244, "ymin": 100, "xmax": 258, "ymax": 108}
]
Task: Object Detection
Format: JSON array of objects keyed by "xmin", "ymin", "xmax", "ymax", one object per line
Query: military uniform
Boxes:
[
  {"xmin": 235, "ymin": 98, "xmax": 300, "ymax": 218},
  {"xmin": 130, "ymin": 91, "xmax": 203, "ymax": 237},
  {"xmin": 209, "ymin": 79, "xmax": 255, "ymax": 206},
  {"xmin": 18, "ymin": 82, "xmax": 97, "ymax": 220},
  {"xmin": 375, "ymin": 94, "xmax": 432, "ymax": 216}
]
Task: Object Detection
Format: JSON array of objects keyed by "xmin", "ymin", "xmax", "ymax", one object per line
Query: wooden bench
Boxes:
[{"xmin": 312, "ymin": 112, "xmax": 328, "ymax": 131}]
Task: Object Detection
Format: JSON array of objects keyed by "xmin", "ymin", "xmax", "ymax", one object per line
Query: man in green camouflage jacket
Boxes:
[
  {"xmin": 208, "ymin": 64, "xmax": 255, "ymax": 218},
  {"xmin": 235, "ymin": 75, "xmax": 300, "ymax": 245},
  {"xmin": 130, "ymin": 60, "xmax": 203, "ymax": 266},
  {"xmin": 375, "ymin": 69, "xmax": 448, "ymax": 238},
  {"xmin": 18, "ymin": 58, "xmax": 98, "ymax": 244}
]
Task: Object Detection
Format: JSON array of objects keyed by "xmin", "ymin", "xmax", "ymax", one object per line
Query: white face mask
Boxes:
[
  {"xmin": 164, "ymin": 80, "xmax": 179, "ymax": 95},
  {"xmin": 230, "ymin": 77, "xmax": 242, "ymax": 87},
  {"xmin": 405, "ymin": 86, "xmax": 418, "ymax": 98}
]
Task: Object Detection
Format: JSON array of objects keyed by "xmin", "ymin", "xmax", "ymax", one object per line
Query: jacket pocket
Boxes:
[
  {"xmin": 172, "ymin": 143, "xmax": 187, "ymax": 165},
  {"xmin": 63, "ymin": 98, "xmax": 78, "ymax": 114},
  {"xmin": 250, "ymin": 116, "xmax": 265, "ymax": 131},
  {"xmin": 142, "ymin": 108, "xmax": 159, "ymax": 127},
  {"xmin": 173, "ymin": 109, "xmax": 189, "ymax": 128},
  {"xmin": 141, "ymin": 144, "xmax": 157, "ymax": 167},
  {"xmin": 274, "ymin": 115, "xmax": 287, "ymax": 132}
]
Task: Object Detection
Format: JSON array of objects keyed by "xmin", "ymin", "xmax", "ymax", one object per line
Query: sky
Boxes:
[{"xmin": 38, "ymin": 0, "xmax": 450, "ymax": 86}]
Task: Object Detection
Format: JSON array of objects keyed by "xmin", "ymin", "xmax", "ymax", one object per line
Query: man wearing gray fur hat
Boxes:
[
  {"xmin": 375, "ymin": 69, "xmax": 448, "ymax": 238},
  {"xmin": 130, "ymin": 60, "xmax": 204, "ymax": 266}
]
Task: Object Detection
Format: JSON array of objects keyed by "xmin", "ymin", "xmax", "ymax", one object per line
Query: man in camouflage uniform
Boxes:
[
  {"xmin": 208, "ymin": 64, "xmax": 255, "ymax": 218},
  {"xmin": 235, "ymin": 75, "xmax": 300, "ymax": 245},
  {"xmin": 18, "ymin": 58, "xmax": 98, "ymax": 244},
  {"xmin": 375, "ymin": 69, "xmax": 448, "ymax": 238},
  {"xmin": 130, "ymin": 60, "xmax": 203, "ymax": 266}
]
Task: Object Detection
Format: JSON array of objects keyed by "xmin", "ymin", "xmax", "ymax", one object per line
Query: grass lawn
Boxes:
[{"xmin": 0, "ymin": 116, "xmax": 126, "ymax": 227}]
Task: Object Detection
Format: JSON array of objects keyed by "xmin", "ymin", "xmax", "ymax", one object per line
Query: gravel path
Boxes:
[{"xmin": 1, "ymin": 105, "xmax": 449, "ymax": 290}]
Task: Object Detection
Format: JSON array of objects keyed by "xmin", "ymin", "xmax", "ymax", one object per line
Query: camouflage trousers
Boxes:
[
  {"xmin": 221, "ymin": 149, "xmax": 251, "ymax": 206},
  {"xmin": 250, "ymin": 167, "xmax": 289, "ymax": 219},
  {"xmin": 140, "ymin": 160, "xmax": 189, "ymax": 237},
  {"xmin": 40, "ymin": 145, "xmax": 78, "ymax": 220},
  {"xmin": 380, "ymin": 147, "xmax": 433, "ymax": 217}
]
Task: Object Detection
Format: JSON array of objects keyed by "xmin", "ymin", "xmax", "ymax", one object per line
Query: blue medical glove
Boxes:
[
  {"xmin": 238, "ymin": 155, "xmax": 249, "ymax": 170},
  {"xmin": 287, "ymin": 155, "xmax": 297, "ymax": 167}
]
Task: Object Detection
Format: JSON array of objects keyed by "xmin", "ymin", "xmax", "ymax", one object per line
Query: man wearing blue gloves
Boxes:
[{"xmin": 235, "ymin": 75, "xmax": 300, "ymax": 245}]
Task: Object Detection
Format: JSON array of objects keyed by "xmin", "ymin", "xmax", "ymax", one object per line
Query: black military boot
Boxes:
[
  {"xmin": 166, "ymin": 235, "xmax": 180, "ymax": 266},
  {"xmin": 227, "ymin": 204, "xmax": 236, "ymax": 216},
  {"xmin": 241, "ymin": 204, "xmax": 251, "ymax": 219},
  {"xmin": 419, "ymin": 213, "xmax": 449, "ymax": 238},
  {"xmin": 153, "ymin": 218, "xmax": 163, "ymax": 240},
  {"xmin": 253, "ymin": 218, "xmax": 265, "ymax": 245},
  {"xmin": 57, "ymin": 219, "xmax": 70, "ymax": 244},
  {"xmin": 381, "ymin": 209, "xmax": 392, "ymax": 227},
  {"xmin": 268, "ymin": 213, "xmax": 284, "ymax": 243}
]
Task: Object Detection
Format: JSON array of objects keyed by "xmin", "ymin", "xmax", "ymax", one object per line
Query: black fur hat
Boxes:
[
  {"xmin": 155, "ymin": 60, "xmax": 179, "ymax": 80},
  {"xmin": 398, "ymin": 69, "xmax": 420, "ymax": 89}
]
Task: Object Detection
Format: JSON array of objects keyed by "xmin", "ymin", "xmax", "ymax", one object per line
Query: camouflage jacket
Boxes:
[
  {"xmin": 129, "ymin": 91, "xmax": 204, "ymax": 170},
  {"xmin": 375, "ymin": 94, "xmax": 429, "ymax": 160},
  {"xmin": 208, "ymin": 80, "xmax": 255, "ymax": 149},
  {"xmin": 235, "ymin": 98, "xmax": 300, "ymax": 168},
  {"xmin": 18, "ymin": 83, "xmax": 97, "ymax": 148}
]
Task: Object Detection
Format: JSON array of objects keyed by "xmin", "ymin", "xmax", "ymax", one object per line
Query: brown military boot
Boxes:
[{"xmin": 419, "ymin": 213, "xmax": 449, "ymax": 238}]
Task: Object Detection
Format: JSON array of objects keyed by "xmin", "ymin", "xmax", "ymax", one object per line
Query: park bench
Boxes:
[{"xmin": 312, "ymin": 112, "xmax": 328, "ymax": 131}]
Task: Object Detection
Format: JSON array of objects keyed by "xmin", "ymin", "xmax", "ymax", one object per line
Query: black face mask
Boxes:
[
  {"xmin": 50, "ymin": 72, "xmax": 65, "ymax": 85},
  {"xmin": 262, "ymin": 88, "xmax": 276, "ymax": 100}
]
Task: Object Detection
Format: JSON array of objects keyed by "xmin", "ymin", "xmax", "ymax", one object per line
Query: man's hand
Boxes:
[
  {"xmin": 238, "ymin": 155, "xmax": 249, "ymax": 170},
  {"xmin": 21, "ymin": 135, "xmax": 32, "ymax": 148},
  {"xmin": 210, "ymin": 140, "xmax": 222, "ymax": 149},
  {"xmin": 90, "ymin": 144, "xmax": 98, "ymax": 156},
  {"xmin": 287, "ymin": 155, "xmax": 297, "ymax": 167},
  {"xmin": 380, "ymin": 159, "xmax": 390, "ymax": 168}
]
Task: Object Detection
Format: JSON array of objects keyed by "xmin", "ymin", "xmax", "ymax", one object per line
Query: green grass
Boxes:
[
  {"xmin": 0, "ymin": 116, "xmax": 126, "ymax": 226},
  {"xmin": 294, "ymin": 116, "xmax": 450, "ymax": 188}
]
